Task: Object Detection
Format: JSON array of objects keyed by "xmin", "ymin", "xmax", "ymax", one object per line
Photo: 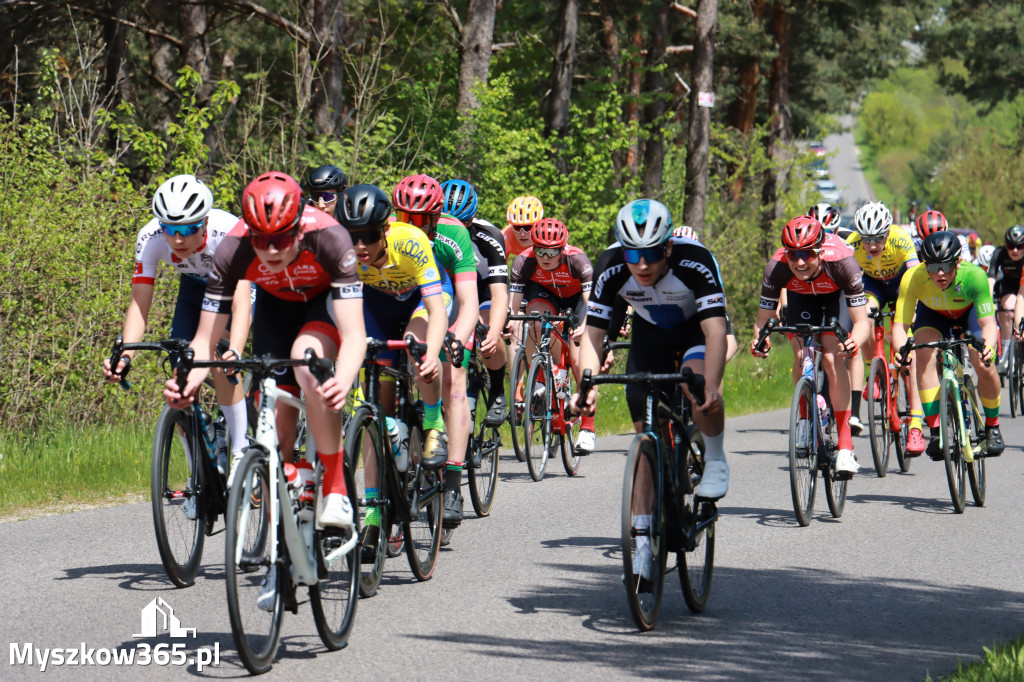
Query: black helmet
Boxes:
[
  {"xmin": 920, "ymin": 231, "xmax": 962, "ymax": 264},
  {"xmin": 304, "ymin": 165, "xmax": 348, "ymax": 193},
  {"xmin": 336, "ymin": 184, "xmax": 391, "ymax": 229},
  {"xmin": 1005, "ymin": 225, "xmax": 1024, "ymax": 247}
]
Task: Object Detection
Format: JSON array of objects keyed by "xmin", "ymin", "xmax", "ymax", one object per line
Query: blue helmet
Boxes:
[{"xmin": 440, "ymin": 179, "xmax": 479, "ymax": 223}]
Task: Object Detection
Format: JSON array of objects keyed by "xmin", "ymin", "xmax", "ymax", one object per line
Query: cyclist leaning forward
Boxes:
[
  {"xmin": 390, "ymin": 174, "xmax": 480, "ymax": 528},
  {"xmin": 988, "ymin": 224, "xmax": 1024, "ymax": 373},
  {"xmin": 751, "ymin": 214, "xmax": 868, "ymax": 477},
  {"xmin": 844, "ymin": 201, "xmax": 926, "ymax": 454},
  {"xmin": 508, "ymin": 218, "xmax": 597, "ymax": 454},
  {"xmin": 335, "ymin": 183, "xmax": 450, "ymax": 556},
  {"xmin": 163, "ymin": 171, "xmax": 367, "ymax": 532},
  {"xmin": 891, "ymin": 232, "xmax": 1004, "ymax": 458}
]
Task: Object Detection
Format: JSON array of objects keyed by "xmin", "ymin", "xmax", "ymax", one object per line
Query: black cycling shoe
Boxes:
[
  {"xmin": 360, "ymin": 524, "xmax": 380, "ymax": 564},
  {"xmin": 442, "ymin": 489, "xmax": 463, "ymax": 528},
  {"xmin": 985, "ymin": 426, "xmax": 1005, "ymax": 457},
  {"xmin": 483, "ymin": 395, "xmax": 508, "ymax": 427},
  {"xmin": 926, "ymin": 433, "xmax": 943, "ymax": 461}
]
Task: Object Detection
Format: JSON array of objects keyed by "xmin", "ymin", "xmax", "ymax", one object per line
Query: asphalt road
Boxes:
[
  {"xmin": 4, "ymin": 396, "xmax": 1024, "ymax": 681},
  {"xmin": 824, "ymin": 114, "xmax": 876, "ymax": 215}
]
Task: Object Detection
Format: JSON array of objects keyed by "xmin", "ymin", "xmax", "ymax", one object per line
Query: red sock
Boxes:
[
  {"xmin": 318, "ymin": 450, "xmax": 346, "ymax": 496},
  {"xmin": 834, "ymin": 409, "xmax": 853, "ymax": 451},
  {"xmin": 582, "ymin": 415, "xmax": 595, "ymax": 431},
  {"xmin": 986, "ymin": 416, "xmax": 999, "ymax": 427},
  {"xmin": 926, "ymin": 414, "xmax": 940, "ymax": 429}
]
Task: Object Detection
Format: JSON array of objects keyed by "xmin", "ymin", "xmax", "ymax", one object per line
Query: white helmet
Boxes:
[
  {"xmin": 615, "ymin": 199, "xmax": 673, "ymax": 248},
  {"xmin": 854, "ymin": 201, "xmax": 893, "ymax": 237},
  {"xmin": 152, "ymin": 174, "xmax": 214, "ymax": 224},
  {"xmin": 673, "ymin": 225, "xmax": 700, "ymax": 242},
  {"xmin": 978, "ymin": 244, "xmax": 996, "ymax": 269},
  {"xmin": 808, "ymin": 202, "xmax": 842, "ymax": 230}
]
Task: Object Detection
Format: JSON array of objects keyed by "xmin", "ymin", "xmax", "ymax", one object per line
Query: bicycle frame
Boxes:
[
  {"xmin": 935, "ymin": 345, "xmax": 977, "ymax": 462},
  {"xmin": 514, "ymin": 311, "xmax": 580, "ymax": 436},
  {"xmin": 869, "ymin": 308, "xmax": 909, "ymax": 436}
]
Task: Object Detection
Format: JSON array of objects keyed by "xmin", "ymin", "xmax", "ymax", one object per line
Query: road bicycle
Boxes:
[
  {"xmin": 108, "ymin": 335, "xmax": 248, "ymax": 588},
  {"xmin": 864, "ymin": 305, "xmax": 912, "ymax": 476},
  {"xmin": 509, "ymin": 310, "xmax": 584, "ymax": 481},
  {"xmin": 579, "ymin": 366, "xmax": 716, "ymax": 631},
  {"xmin": 464, "ymin": 322, "xmax": 501, "ymax": 517},
  {"xmin": 179, "ymin": 349, "xmax": 360, "ymax": 675},
  {"xmin": 344, "ymin": 334, "xmax": 444, "ymax": 597},
  {"xmin": 754, "ymin": 318, "xmax": 852, "ymax": 527},
  {"xmin": 900, "ymin": 333, "xmax": 987, "ymax": 513},
  {"xmin": 508, "ymin": 322, "xmax": 529, "ymax": 463},
  {"xmin": 1008, "ymin": 320, "xmax": 1024, "ymax": 418}
]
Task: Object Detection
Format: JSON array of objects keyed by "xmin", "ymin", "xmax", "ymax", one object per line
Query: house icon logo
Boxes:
[{"xmin": 133, "ymin": 597, "xmax": 197, "ymax": 638}]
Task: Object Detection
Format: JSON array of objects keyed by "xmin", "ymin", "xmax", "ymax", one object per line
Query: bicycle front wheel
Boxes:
[
  {"xmin": 525, "ymin": 356, "xmax": 553, "ymax": 481},
  {"xmin": 622, "ymin": 435, "xmax": 666, "ymax": 631},
  {"xmin": 224, "ymin": 448, "xmax": 281, "ymax": 675},
  {"xmin": 680, "ymin": 429, "xmax": 714, "ymax": 613},
  {"xmin": 467, "ymin": 423, "xmax": 500, "ymax": 517},
  {"xmin": 310, "ymin": 463, "xmax": 359, "ymax": 651},
  {"xmin": 509, "ymin": 347, "xmax": 529, "ymax": 462},
  {"xmin": 940, "ymin": 378, "xmax": 967, "ymax": 513},
  {"xmin": 963, "ymin": 377, "xmax": 986, "ymax": 507},
  {"xmin": 866, "ymin": 358, "xmax": 890, "ymax": 477},
  {"xmin": 788, "ymin": 379, "xmax": 818, "ymax": 526},
  {"xmin": 344, "ymin": 406, "xmax": 386, "ymax": 598},
  {"xmin": 560, "ymin": 369, "xmax": 583, "ymax": 477},
  {"xmin": 1008, "ymin": 341, "xmax": 1019, "ymax": 418},
  {"xmin": 151, "ymin": 406, "xmax": 205, "ymax": 588},
  {"xmin": 894, "ymin": 370, "xmax": 912, "ymax": 473},
  {"xmin": 824, "ymin": 466, "xmax": 848, "ymax": 518},
  {"xmin": 404, "ymin": 426, "xmax": 442, "ymax": 580}
]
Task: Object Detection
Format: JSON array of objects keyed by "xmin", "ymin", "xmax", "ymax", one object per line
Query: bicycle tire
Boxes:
[
  {"xmin": 621, "ymin": 435, "xmax": 667, "ymax": 631},
  {"xmin": 1017, "ymin": 341, "xmax": 1024, "ymax": 417},
  {"xmin": 679, "ymin": 429, "xmax": 714, "ymax": 613},
  {"xmin": 963, "ymin": 376, "xmax": 986, "ymax": 507},
  {"xmin": 525, "ymin": 356, "xmax": 553, "ymax": 481},
  {"xmin": 823, "ymin": 467, "xmax": 847, "ymax": 518},
  {"xmin": 866, "ymin": 358, "xmax": 890, "ymax": 477},
  {"xmin": 894, "ymin": 370, "xmax": 912, "ymax": 473},
  {"xmin": 1009, "ymin": 341, "xmax": 1019, "ymax": 418},
  {"xmin": 939, "ymin": 378, "xmax": 967, "ymax": 513},
  {"xmin": 151, "ymin": 405, "xmax": 205, "ymax": 588},
  {"xmin": 404, "ymin": 426, "xmax": 442, "ymax": 580},
  {"xmin": 224, "ymin": 448, "xmax": 281, "ymax": 675},
  {"xmin": 509, "ymin": 347, "xmax": 529, "ymax": 462},
  {"xmin": 468, "ymin": 424, "xmax": 500, "ymax": 517},
  {"xmin": 788, "ymin": 378, "xmax": 818, "ymax": 527},
  {"xmin": 309, "ymin": 463, "xmax": 359, "ymax": 651},
  {"xmin": 344, "ymin": 406, "xmax": 386, "ymax": 598},
  {"xmin": 560, "ymin": 368, "xmax": 583, "ymax": 477}
]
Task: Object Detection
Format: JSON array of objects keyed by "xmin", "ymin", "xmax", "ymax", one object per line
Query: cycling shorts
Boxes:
[
  {"xmin": 912, "ymin": 302, "xmax": 982, "ymax": 338},
  {"xmin": 169, "ymin": 275, "xmax": 255, "ymax": 368},
  {"xmin": 993, "ymin": 277, "xmax": 1020, "ymax": 301},
  {"xmin": 363, "ymin": 286, "xmax": 458, "ymax": 366},
  {"xmin": 523, "ymin": 282, "xmax": 586, "ymax": 328},
  {"xmin": 624, "ymin": 315, "xmax": 706, "ymax": 423},
  {"xmin": 784, "ymin": 290, "xmax": 843, "ymax": 332},
  {"xmin": 862, "ymin": 273, "xmax": 901, "ymax": 310},
  {"xmin": 253, "ymin": 289, "xmax": 337, "ymax": 392}
]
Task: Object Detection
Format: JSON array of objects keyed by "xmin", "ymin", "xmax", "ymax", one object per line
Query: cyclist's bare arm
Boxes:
[
  {"xmin": 419, "ymin": 292, "xmax": 448, "ymax": 381},
  {"xmin": 319, "ymin": 296, "xmax": 367, "ymax": 410},
  {"xmin": 750, "ymin": 307, "xmax": 777, "ymax": 356},
  {"xmin": 104, "ymin": 283, "xmax": 156, "ymax": 380},
  {"xmin": 452, "ymin": 277, "xmax": 480, "ymax": 348},
  {"xmin": 225, "ymin": 279, "xmax": 253, "ymax": 361},
  {"xmin": 482, "ymin": 282, "xmax": 508, "ymax": 356},
  {"xmin": 695, "ymin": 316, "xmax": 727, "ymax": 412}
]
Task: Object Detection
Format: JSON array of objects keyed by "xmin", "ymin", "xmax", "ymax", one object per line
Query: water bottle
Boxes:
[
  {"xmin": 284, "ymin": 462, "xmax": 302, "ymax": 505},
  {"xmin": 213, "ymin": 415, "xmax": 228, "ymax": 474},
  {"xmin": 554, "ymin": 367, "xmax": 569, "ymax": 400},
  {"xmin": 296, "ymin": 463, "xmax": 316, "ymax": 523},
  {"xmin": 816, "ymin": 394, "xmax": 829, "ymax": 433},
  {"xmin": 202, "ymin": 413, "xmax": 217, "ymax": 464},
  {"xmin": 386, "ymin": 416, "xmax": 401, "ymax": 455},
  {"xmin": 386, "ymin": 417, "xmax": 410, "ymax": 472}
]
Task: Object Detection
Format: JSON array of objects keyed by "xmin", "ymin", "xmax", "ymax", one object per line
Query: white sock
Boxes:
[
  {"xmin": 220, "ymin": 399, "xmax": 249, "ymax": 456},
  {"xmin": 1002, "ymin": 340, "xmax": 1011, "ymax": 354},
  {"xmin": 633, "ymin": 513, "xmax": 651, "ymax": 530},
  {"xmin": 702, "ymin": 431, "xmax": 725, "ymax": 464}
]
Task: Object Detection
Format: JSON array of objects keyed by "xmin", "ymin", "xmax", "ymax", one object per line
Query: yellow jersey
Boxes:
[
  {"xmin": 355, "ymin": 222, "xmax": 444, "ymax": 301},
  {"xmin": 846, "ymin": 226, "xmax": 918, "ymax": 281}
]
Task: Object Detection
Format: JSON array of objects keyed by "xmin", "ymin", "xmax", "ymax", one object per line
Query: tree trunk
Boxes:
[
  {"xmin": 145, "ymin": 0, "xmax": 176, "ymax": 131},
  {"xmin": 178, "ymin": 2, "xmax": 211, "ymax": 104},
  {"xmin": 101, "ymin": 0, "xmax": 131, "ymax": 106},
  {"xmin": 309, "ymin": 0, "xmax": 345, "ymax": 137},
  {"xmin": 760, "ymin": 2, "xmax": 791, "ymax": 257},
  {"xmin": 641, "ymin": 2, "xmax": 669, "ymax": 197},
  {"xmin": 623, "ymin": 25, "xmax": 643, "ymax": 176},
  {"xmin": 682, "ymin": 0, "xmax": 718, "ymax": 235},
  {"xmin": 457, "ymin": 0, "xmax": 496, "ymax": 115},
  {"xmin": 546, "ymin": 0, "xmax": 579, "ymax": 137},
  {"xmin": 727, "ymin": 0, "xmax": 765, "ymax": 200}
]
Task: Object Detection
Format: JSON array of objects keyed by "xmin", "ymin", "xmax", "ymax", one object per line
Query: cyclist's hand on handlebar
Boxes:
[
  {"xmin": 316, "ymin": 376, "xmax": 349, "ymax": 412},
  {"xmin": 684, "ymin": 383, "xmax": 723, "ymax": 416},
  {"xmin": 480, "ymin": 330, "xmax": 501, "ymax": 357},
  {"xmin": 600, "ymin": 350, "xmax": 615, "ymax": 374},
  {"xmin": 750, "ymin": 337, "xmax": 770, "ymax": 358},
  {"xmin": 570, "ymin": 324, "xmax": 585, "ymax": 342},
  {"xmin": 163, "ymin": 375, "xmax": 200, "ymax": 409},
  {"xmin": 102, "ymin": 355, "xmax": 130, "ymax": 383},
  {"xmin": 414, "ymin": 353, "xmax": 440, "ymax": 383},
  {"xmin": 978, "ymin": 343, "xmax": 994, "ymax": 367},
  {"xmin": 837, "ymin": 337, "xmax": 859, "ymax": 357},
  {"xmin": 570, "ymin": 388, "xmax": 597, "ymax": 417}
]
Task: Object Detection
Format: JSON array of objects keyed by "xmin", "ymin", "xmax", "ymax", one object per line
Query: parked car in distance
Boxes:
[
  {"xmin": 815, "ymin": 179, "xmax": 843, "ymax": 206},
  {"xmin": 811, "ymin": 158, "xmax": 829, "ymax": 178},
  {"xmin": 809, "ymin": 141, "xmax": 827, "ymax": 156}
]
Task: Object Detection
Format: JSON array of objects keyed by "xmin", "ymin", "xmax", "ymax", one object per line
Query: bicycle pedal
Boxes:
[{"xmin": 834, "ymin": 470, "xmax": 854, "ymax": 481}]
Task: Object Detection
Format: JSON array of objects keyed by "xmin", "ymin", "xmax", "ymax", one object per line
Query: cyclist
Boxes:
[
  {"xmin": 442, "ymin": 179, "xmax": 511, "ymax": 426},
  {"xmin": 978, "ymin": 244, "xmax": 995, "ymax": 274},
  {"xmin": 103, "ymin": 174, "xmax": 252, "ymax": 486},
  {"xmin": 336, "ymin": 183, "xmax": 449, "ymax": 556},
  {"xmin": 303, "ymin": 164, "xmax": 347, "ymax": 217},
  {"xmin": 809, "ymin": 202, "xmax": 855, "ymax": 241},
  {"xmin": 163, "ymin": 171, "xmax": 367, "ymax": 533},
  {"xmin": 509, "ymin": 218, "xmax": 596, "ymax": 453},
  {"xmin": 844, "ymin": 202, "xmax": 926, "ymax": 454},
  {"xmin": 914, "ymin": 210, "xmax": 970, "ymax": 262},
  {"xmin": 391, "ymin": 174, "xmax": 479, "ymax": 528},
  {"xmin": 987, "ymin": 225, "xmax": 1024, "ymax": 373},
  {"xmin": 503, "ymin": 195, "xmax": 544, "ymax": 260},
  {"xmin": 574, "ymin": 199, "xmax": 729, "ymax": 578},
  {"xmin": 892, "ymin": 232, "xmax": 1004, "ymax": 458},
  {"xmin": 750, "ymin": 214, "xmax": 868, "ymax": 477}
]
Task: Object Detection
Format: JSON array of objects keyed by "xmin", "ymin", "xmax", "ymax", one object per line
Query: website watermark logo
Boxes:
[{"xmin": 9, "ymin": 598, "xmax": 220, "ymax": 672}]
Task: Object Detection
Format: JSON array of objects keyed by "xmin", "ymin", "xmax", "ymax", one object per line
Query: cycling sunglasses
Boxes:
[
  {"xmin": 349, "ymin": 227, "xmax": 386, "ymax": 245},
  {"xmin": 396, "ymin": 210, "xmax": 434, "ymax": 228},
  {"xmin": 512, "ymin": 223, "xmax": 534, "ymax": 233},
  {"xmin": 622, "ymin": 246, "xmax": 667, "ymax": 264},
  {"xmin": 785, "ymin": 248, "xmax": 821, "ymax": 261},
  {"xmin": 925, "ymin": 260, "xmax": 958, "ymax": 274},
  {"xmin": 311, "ymin": 191, "xmax": 336, "ymax": 203},
  {"xmin": 160, "ymin": 220, "xmax": 204, "ymax": 237},
  {"xmin": 251, "ymin": 228, "xmax": 299, "ymax": 251},
  {"xmin": 534, "ymin": 246, "xmax": 563, "ymax": 258},
  {"xmin": 861, "ymin": 232, "xmax": 889, "ymax": 245}
]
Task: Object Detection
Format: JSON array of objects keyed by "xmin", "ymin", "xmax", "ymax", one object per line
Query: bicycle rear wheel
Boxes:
[
  {"xmin": 866, "ymin": 358, "xmax": 890, "ymax": 477},
  {"xmin": 344, "ymin": 406, "xmax": 386, "ymax": 598},
  {"xmin": 468, "ymin": 423, "xmax": 500, "ymax": 517},
  {"xmin": 404, "ymin": 426, "xmax": 442, "ymax": 580},
  {"xmin": 939, "ymin": 378, "xmax": 967, "ymax": 513},
  {"xmin": 525, "ymin": 356, "xmax": 553, "ymax": 481},
  {"xmin": 963, "ymin": 377, "xmax": 986, "ymax": 507},
  {"xmin": 679, "ymin": 430, "xmax": 714, "ymax": 613},
  {"xmin": 788, "ymin": 379, "xmax": 818, "ymax": 527},
  {"xmin": 224, "ymin": 448, "xmax": 281, "ymax": 675},
  {"xmin": 309, "ymin": 464, "xmax": 359, "ymax": 651},
  {"xmin": 151, "ymin": 406, "xmax": 205, "ymax": 588},
  {"xmin": 894, "ymin": 371, "xmax": 912, "ymax": 473},
  {"xmin": 560, "ymin": 369, "xmax": 582, "ymax": 477},
  {"xmin": 509, "ymin": 347, "xmax": 529, "ymax": 462},
  {"xmin": 622, "ymin": 435, "xmax": 667, "ymax": 631},
  {"xmin": 823, "ymin": 466, "xmax": 847, "ymax": 518},
  {"xmin": 1009, "ymin": 341, "xmax": 1019, "ymax": 418}
]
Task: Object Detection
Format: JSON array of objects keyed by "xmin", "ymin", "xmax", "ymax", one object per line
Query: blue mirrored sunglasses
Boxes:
[
  {"xmin": 159, "ymin": 220, "xmax": 204, "ymax": 237},
  {"xmin": 311, "ymin": 191, "xmax": 336, "ymax": 203},
  {"xmin": 622, "ymin": 246, "xmax": 666, "ymax": 264}
]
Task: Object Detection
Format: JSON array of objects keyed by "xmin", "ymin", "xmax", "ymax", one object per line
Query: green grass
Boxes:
[{"xmin": 927, "ymin": 635, "xmax": 1024, "ymax": 681}]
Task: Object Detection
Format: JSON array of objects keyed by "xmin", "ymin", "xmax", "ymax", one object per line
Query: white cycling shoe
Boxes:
[
  {"xmin": 181, "ymin": 496, "xmax": 197, "ymax": 521},
  {"xmin": 320, "ymin": 493, "xmax": 355, "ymax": 532},
  {"xmin": 632, "ymin": 537, "xmax": 652, "ymax": 581},
  {"xmin": 696, "ymin": 459, "xmax": 729, "ymax": 499},
  {"xmin": 847, "ymin": 415, "xmax": 865, "ymax": 437},
  {"xmin": 836, "ymin": 449, "xmax": 860, "ymax": 475},
  {"xmin": 575, "ymin": 429, "xmax": 596, "ymax": 455},
  {"xmin": 256, "ymin": 566, "xmax": 277, "ymax": 612},
  {"xmin": 226, "ymin": 452, "xmax": 244, "ymax": 490}
]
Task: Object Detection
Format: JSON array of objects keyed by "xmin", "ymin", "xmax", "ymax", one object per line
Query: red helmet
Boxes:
[
  {"xmin": 531, "ymin": 218, "xmax": 569, "ymax": 248},
  {"xmin": 392, "ymin": 174, "xmax": 444, "ymax": 215},
  {"xmin": 915, "ymin": 210, "xmax": 948, "ymax": 239},
  {"xmin": 242, "ymin": 172, "xmax": 304, "ymax": 234},
  {"xmin": 781, "ymin": 215, "xmax": 824, "ymax": 249}
]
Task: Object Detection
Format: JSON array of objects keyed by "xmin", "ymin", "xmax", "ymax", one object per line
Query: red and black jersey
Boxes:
[
  {"xmin": 759, "ymin": 232, "xmax": 866, "ymax": 310},
  {"xmin": 510, "ymin": 245, "xmax": 593, "ymax": 298}
]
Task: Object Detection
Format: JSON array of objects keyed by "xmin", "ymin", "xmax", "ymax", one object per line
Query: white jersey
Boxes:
[{"xmin": 132, "ymin": 208, "xmax": 239, "ymax": 285}]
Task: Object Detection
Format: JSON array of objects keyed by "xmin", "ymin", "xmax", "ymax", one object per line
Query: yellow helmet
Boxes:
[{"xmin": 507, "ymin": 196, "xmax": 544, "ymax": 226}]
